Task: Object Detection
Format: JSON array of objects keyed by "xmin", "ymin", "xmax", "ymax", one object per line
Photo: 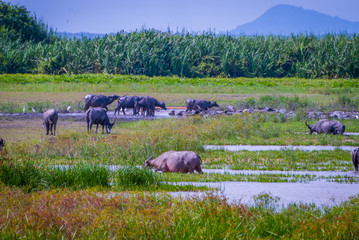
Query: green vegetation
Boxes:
[
  {"xmin": 0, "ymin": 188, "xmax": 358, "ymax": 239},
  {"xmin": 116, "ymin": 166, "xmax": 160, "ymax": 186},
  {"xmin": 0, "ymin": 161, "xmax": 209, "ymax": 192},
  {"xmin": 0, "ymin": 1, "xmax": 53, "ymax": 43},
  {"xmin": 2, "ymin": 2, "xmax": 359, "ymax": 78},
  {"xmin": 1, "ymin": 2, "xmax": 358, "ymax": 238},
  {"xmin": 1, "ymin": 115, "xmax": 358, "ymax": 171},
  {"xmin": 0, "ymin": 162, "xmax": 110, "ymax": 191},
  {"xmin": 1, "ymin": 74, "xmax": 359, "ymax": 88}
]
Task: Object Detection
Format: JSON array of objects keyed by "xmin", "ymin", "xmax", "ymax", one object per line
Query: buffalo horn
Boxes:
[{"xmin": 145, "ymin": 155, "xmax": 154, "ymax": 162}]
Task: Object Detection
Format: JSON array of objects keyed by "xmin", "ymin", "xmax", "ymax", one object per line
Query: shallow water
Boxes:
[
  {"xmin": 204, "ymin": 145, "xmax": 356, "ymax": 152},
  {"xmin": 346, "ymin": 132, "xmax": 359, "ymax": 136},
  {"xmin": 54, "ymin": 165, "xmax": 358, "ymax": 178},
  {"xmin": 171, "ymin": 181, "xmax": 359, "ymax": 207},
  {"xmin": 203, "ymin": 169, "xmax": 359, "ymax": 178},
  {"xmin": 53, "ymin": 164, "xmax": 358, "ymax": 207}
]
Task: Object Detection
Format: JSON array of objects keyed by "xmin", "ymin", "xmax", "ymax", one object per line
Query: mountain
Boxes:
[{"xmin": 230, "ymin": 4, "xmax": 359, "ymax": 36}]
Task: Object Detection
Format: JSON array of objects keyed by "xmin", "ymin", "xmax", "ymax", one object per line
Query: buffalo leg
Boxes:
[
  {"xmin": 46, "ymin": 122, "xmax": 50, "ymax": 135},
  {"xmin": 89, "ymin": 122, "xmax": 94, "ymax": 133}
]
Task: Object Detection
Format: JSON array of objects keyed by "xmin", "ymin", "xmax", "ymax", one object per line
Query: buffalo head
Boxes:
[
  {"xmin": 144, "ymin": 155, "xmax": 154, "ymax": 167},
  {"xmin": 210, "ymin": 101, "xmax": 219, "ymax": 108},
  {"xmin": 106, "ymin": 118, "xmax": 116, "ymax": 134}
]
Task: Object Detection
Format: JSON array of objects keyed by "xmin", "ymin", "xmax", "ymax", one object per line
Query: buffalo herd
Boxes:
[{"xmin": 11, "ymin": 93, "xmax": 356, "ymax": 173}]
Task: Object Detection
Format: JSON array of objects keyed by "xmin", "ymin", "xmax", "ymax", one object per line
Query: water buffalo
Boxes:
[
  {"xmin": 114, "ymin": 96, "xmax": 143, "ymax": 115},
  {"xmin": 305, "ymin": 119, "xmax": 346, "ymax": 135},
  {"xmin": 186, "ymin": 98, "xmax": 219, "ymax": 112},
  {"xmin": 86, "ymin": 107, "xmax": 116, "ymax": 134},
  {"xmin": 43, "ymin": 109, "xmax": 58, "ymax": 135},
  {"xmin": 135, "ymin": 96, "xmax": 167, "ymax": 117},
  {"xmin": 0, "ymin": 139, "xmax": 4, "ymax": 151},
  {"xmin": 79, "ymin": 94, "xmax": 119, "ymax": 112},
  {"xmin": 351, "ymin": 147, "xmax": 359, "ymax": 172},
  {"xmin": 144, "ymin": 151, "xmax": 203, "ymax": 173}
]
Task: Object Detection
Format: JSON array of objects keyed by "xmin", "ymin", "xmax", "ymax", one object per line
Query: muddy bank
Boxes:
[
  {"xmin": 1, "ymin": 107, "xmax": 358, "ymax": 121},
  {"xmin": 0, "ymin": 109, "xmax": 172, "ymax": 122},
  {"xmin": 172, "ymin": 107, "xmax": 359, "ymax": 119}
]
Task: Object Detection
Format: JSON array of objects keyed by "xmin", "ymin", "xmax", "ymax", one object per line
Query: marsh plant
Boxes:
[
  {"xmin": 116, "ymin": 166, "xmax": 161, "ymax": 188},
  {"xmin": 234, "ymin": 95, "xmax": 317, "ymax": 111},
  {"xmin": 252, "ymin": 192, "xmax": 281, "ymax": 210},
  {"xmin": 0, "ymin": 162, "xmax": 110, "ymax": 191}
]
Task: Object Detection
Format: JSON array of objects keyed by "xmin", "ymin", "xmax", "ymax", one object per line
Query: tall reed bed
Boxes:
[
  {"xmin": 1, "ymin": 31, "xmax": 359, "ymax": 78},
  {"xmin": 0, "ymin": 188, "xmax": 358, "ymax": 239}
]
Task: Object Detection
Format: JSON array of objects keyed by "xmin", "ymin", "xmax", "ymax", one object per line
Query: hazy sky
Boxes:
[{"xmin": 6, "ymin": 0, "xmax": 359, "ymax": 33}]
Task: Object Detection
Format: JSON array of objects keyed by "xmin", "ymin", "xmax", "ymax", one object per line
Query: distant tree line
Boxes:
[{"xmin": 1, "ymin": 1, "xmax": 359, "ymax": 78}]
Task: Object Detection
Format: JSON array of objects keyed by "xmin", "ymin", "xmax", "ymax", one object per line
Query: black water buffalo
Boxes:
[
  {"xmin": 43, "ymin": 109, "xmax": 58, "ymax": 135},
  {"xmin": 79, "ymin": 94, "xmax": 119, "ymax": 111},
  {"xmin": 186, "ymin": 98, "xmax": 219, "ymax": 112},
  {"xmin": 305, "ymin": 119, "xmax": 346, "ymax": 135},
  {"xmin": 0, "ymin": 139, "xmax": 4, "ymax": 151},
  {"xmin": 144, "ymin": 151, "xmax": 203, "ymax": 173},
  {"xmin": 114, "ymin": 96, "xmax": 143, "ymax": 115},
  {"xmin": 86, "ymin": 107, "xmax": 116, "ymax": 134},
  {"xmin": 351, "ymin": 147, "xmax": 359, "ymax": 172},
  {"xmin": 135, "ymin": 96, "xmax": 166, "ymax": 117}
]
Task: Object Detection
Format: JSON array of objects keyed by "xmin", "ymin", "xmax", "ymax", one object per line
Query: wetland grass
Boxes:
[
  {"xmin": 1, "ymin": 187, "xmax": 358, "ymax": 239},
  {"xmin": 115, "ymin": 166, "xmax": 161, "ymax": 188},
  {"xmin": 0, "ymin": 161, "xmax": 210, "ymax": 191},
  {"xmin": 2, "ymin": 115, "xmax": 358, "ymax": 170},
  {"xmin": 0, "ymin": 162, "xmax": 110, "ymax": 191}
]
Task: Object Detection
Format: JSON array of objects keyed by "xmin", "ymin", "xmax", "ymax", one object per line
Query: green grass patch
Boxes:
[
  {"xmin": 2, "ymin": 115, "xmax": 358, "ymax": 170},
  {"xmin": 0, "ymin": 162, "xmax": 110, "ymax": 191}
]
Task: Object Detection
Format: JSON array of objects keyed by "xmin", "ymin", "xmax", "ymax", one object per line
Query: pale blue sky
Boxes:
[{"xmin": 6, "ymin": 0, "xmax": 359, "ymax": 33}]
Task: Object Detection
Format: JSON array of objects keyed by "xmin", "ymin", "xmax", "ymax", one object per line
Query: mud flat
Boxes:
[
  {"xmin": 204, "ymin": 145, "xmax": 356, "ymax": 152},
  {"xmin": 0, "ymin": 109, "xmax": 173, "ymax": 121}
]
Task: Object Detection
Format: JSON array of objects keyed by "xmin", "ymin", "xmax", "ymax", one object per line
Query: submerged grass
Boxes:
[
  {"xmin": 0, "ymin": 187, "xmax": 358, "ymax": 239},
  {"xmin": 162, "ymin": 172, "xmax": 359, "ymax": 183},
  {"xmin": 202, "ymin": 149, "xmax": 355, "ymax": 171}
]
